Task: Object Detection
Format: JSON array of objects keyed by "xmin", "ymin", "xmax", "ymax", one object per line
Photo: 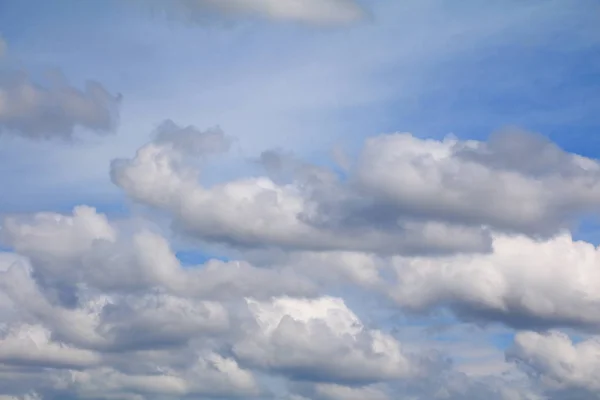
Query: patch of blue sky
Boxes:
[{"xmin": 175, "ymin": 249, "xmax": 230, "ymax": 267}]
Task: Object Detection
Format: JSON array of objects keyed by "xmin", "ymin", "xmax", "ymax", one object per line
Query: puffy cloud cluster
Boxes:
[
  {"xmin": 388, "ymin": 233, "xmax": 600, "ymax": 329},
  {"xmin": 508, "ymin": 331, "xmax": 600, "ymax": 398},
  {"xmin": 234, "ymin": 296, "xmax": 413, "ymax": 383},
  {"xmin": 112, "ymin": 129, "xmax": 600, "ymax": 258},
  {"xmin": 0, "ymin": 203, "xmax": 414, "ymax": 398},
  {"xmin": 4, "ymin": 122, "xmax": 600, "ymax": 398}
]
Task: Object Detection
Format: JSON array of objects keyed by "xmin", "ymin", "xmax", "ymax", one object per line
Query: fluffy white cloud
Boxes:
[
  {"xmin": 388, "ymin": 233, "xmax": 600, "ymax": 329},
  {"xmin": 233, "ymin": 296, "xmax": 414, "ymax": 383},
  {"xmin": 5, "ymin": 121, "xmax": 600, "ymax": 398},
  {"xmin": 112, "ymin": 128, "xmax": 600, "ymax": 259},
  {"xmin": 142, "ymin": 0, "xmax": 366, "ymax": 25},
  {"xmin": 508, "ymin": 331, "xmax": 600, "ymax": 397},
  {"xmin": 0, "ymin": 70, "xmax": 121, "ymax": 140},
  {"xmin": 1, "ymin": 206, "xmax": 315, "ymax": 300},
  {"xmin": 352, "ymin": 130, "xmax": 600, "ymax": 236},
  {"xmin": 111, "ymin": 139, "xmax": 491, "ymax": 255}
]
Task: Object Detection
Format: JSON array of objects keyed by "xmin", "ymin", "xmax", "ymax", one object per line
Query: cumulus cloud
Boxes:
[
  {"xmin": 0, "ymin": 206, "xmax": 315, "ymax": 301},
  {"xmin": 0, "ymin": 216, "xmax": 266, "ymax": 398},
  {"xmin": 508, "ymin": 331, "xmax": 600, "ymax": 398},
  {"xmin": 233, "ymin": 296, "xmax": 414, "ymax": 384},
  {"xmin": 111, "ymin": 134, "xmax": 491, "ymax": 256},
  {"xmin": 352, "ymin": 129, "xmax": 600, "ymax": 237},
  {"xmin": 141, "ymin": 0, "xmax": 367, "ymax": 25},
  {"xmin": 0, "ymin": 70, "xmax": 121, "ymax": 140},
  {"xmin": 0, "ymin": 206, "xmax": 434, "ymax": 399},
  {"xmin": 387, "ymin": 233, "xmax": 600, "ymax": 329},
  {"xmin": 112, "ymin": 126, "xmax": 600, "ymax": 258},
  {"xmin": 4, "ymin": 120, "xmax": 600, "ymax": 398}
]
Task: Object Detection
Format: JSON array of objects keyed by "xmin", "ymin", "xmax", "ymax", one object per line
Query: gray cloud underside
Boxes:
[{"xmin": 0, "ymin": 70, "xmax": 121, "ymax": 141}]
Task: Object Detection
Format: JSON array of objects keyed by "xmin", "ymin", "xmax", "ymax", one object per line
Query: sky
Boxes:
[{"xmin": 0, "ymin": 0, "xmax": 600, "ymax": 399}]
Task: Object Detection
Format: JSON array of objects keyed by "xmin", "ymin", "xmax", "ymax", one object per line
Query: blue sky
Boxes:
[
  {"xmin": 1, "ymin": 1, "xmax": 600, "ymax": 399},
  {"xmin": 2, "ymin": 0, "xmax": 599, "ymax": 214}
]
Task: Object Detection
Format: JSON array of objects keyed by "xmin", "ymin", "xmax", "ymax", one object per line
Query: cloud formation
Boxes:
[
  {"xmin": 4, "ymin": 121, "xmax": 600, "ymax": 398},
  {"xmin": 112, "ymin": 128, "xmax": 600, "ymax": 259},
  {"xmin": 0, "ymin": 71, "xmax": 121, "ymax": 140},
  {"xmin": 387, "ymin": 233, "xmax": 600, "ymax": 330},
  {"xmin": 508, "ymin": 331, "xmax": 600, "ymax": 398}
]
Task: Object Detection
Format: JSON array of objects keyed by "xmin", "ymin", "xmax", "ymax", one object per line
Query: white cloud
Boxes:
[
  {"xmin": 508, "ymin": 331, "xmax": 600, "ymax": 397},
  {"xmin": 112, "ymin": 128, "xmax": 600, "ymax": 260},
  {"xmin": 1, "ymin": 206, "xmax": 315, "ymax": 300},
  {"xmin": 111, "ymin": 138, "xmax": 491, "ymax": 255},
  {"xmin": 233, "ymin": 296, "xmax": 414, "ymax": 383},
  {"xmin": 388, "ymin": 233, "xmax": 600, "ymax": 329},
  {"xmin": 353, "ymin": 129, "xmax": 600, "ymax": 236}
]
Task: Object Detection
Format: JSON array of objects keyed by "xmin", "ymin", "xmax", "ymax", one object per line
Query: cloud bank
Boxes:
[{"xmin": 1, "ymin": 121, "xmax": 600, "ymax": 398}]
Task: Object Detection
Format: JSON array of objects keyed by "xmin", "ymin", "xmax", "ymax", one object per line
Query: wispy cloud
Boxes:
[{"xmin": 138, "ymin": 0, "xmax": 367, "ymax": 25}]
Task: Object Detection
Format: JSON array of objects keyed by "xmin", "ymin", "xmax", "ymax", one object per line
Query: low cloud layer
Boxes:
[{"xmin": 2, "ymin": 122, "xmax": 600, "ymax": 398}]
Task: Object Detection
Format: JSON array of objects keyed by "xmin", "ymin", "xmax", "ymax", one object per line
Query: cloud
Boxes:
[
  {"xmin": 233, "ymin": 296, "xmax": 414, "ymax": 384},
  {"xmin": 0, "ymin": 70, "xmax": 121, "ymax": 141},
  {"xmin": 291, "ymin": 383, "xmax": 390, "ymax": 400},
  {"xmin": 351, "ymin": 129, "xmax": 600, "ymax": 237},
  {"xmin": 0, "ymin": 324, "xmax": 101, "ymax": 370},
  {"xmin": 508, "ymin": 331, "xmax": 600, "ymax": 398},
  {"xmin": 387, "ymin": 233, "xmax": 600, "ymax": 330},
  {"xmin": 154, "ymin": 119, "xmax": 233, "ymax": 157},
  {"xmin": 0, "ymin": 206, "xmax": 496, "ymax": 399},
  {"xmin": 141, "ymin": 0, "xmax": 367, "ymax": 25},
  {"xmin": 111, "ymin": 132, "xmax": 492, "ymax": 256},
  {"xmin": 0, "ymin": 217, "xmax": 265, "ymax": 398},
  {"xmin": 0, "ymin": 141, "xmax": 573, "ymax": 398},
  {"xmin": 112, "ymin": 126, "xmax": 600, "ymax": 258},
  {"xmin": 0, "ymin": 206, "xmax": 315, "ymax": 301}
]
